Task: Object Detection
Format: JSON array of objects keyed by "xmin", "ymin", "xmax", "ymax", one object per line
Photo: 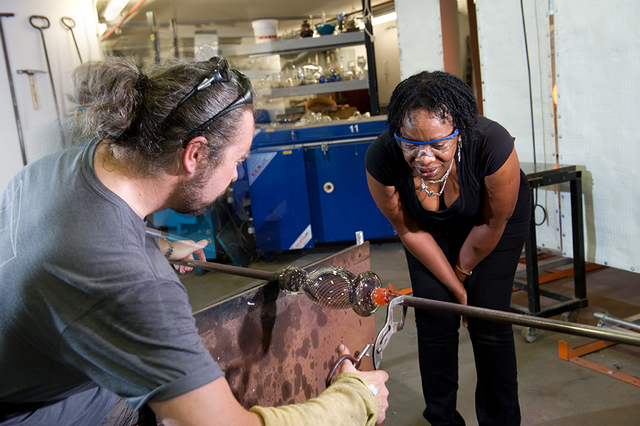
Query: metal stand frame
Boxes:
[{"xmin": 511, "ymin": 164, "xmax": 588, "ymax": 317}]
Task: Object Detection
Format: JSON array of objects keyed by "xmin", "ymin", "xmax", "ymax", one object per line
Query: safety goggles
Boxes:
[{"xmin": 394, "ymin": 127, "xmax": 459, "ymax": 157}]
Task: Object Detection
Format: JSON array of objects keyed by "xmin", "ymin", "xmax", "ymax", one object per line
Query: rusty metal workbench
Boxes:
[{"xmin": 193, "ymin": 242, "xmax": 376, "ymax": 408}]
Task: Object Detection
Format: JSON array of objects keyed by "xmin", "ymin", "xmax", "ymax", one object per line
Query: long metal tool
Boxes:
[
  {"xmin": 177, "ymin": 258, "xmax": 277, "ymax": 282},
  {"xmin": 595, "ymin": 311, "xmax": 640, "ymax": 332},
  {"xmin": 61, "ymin": 17, "xmax": 82, "ymax": 64},
  {"xmin": 0, "ymin": 13, "xmax": 27, "ymax": 165},
  {"xmin": 373, "ymin": 294, "xmax": 640, "ymax": 369},
  {"xmin": 29, "ymin": 15, "xmax": 65, "ymax": 145},
  {"xmin": 145, "ymin": 227, "xmax": 280, "ymax": 281}
]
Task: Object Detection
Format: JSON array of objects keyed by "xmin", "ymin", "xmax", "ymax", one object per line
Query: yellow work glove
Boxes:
[{"xmin": 249, "ymin": 373, "xmax": 377, "ymax": 426}]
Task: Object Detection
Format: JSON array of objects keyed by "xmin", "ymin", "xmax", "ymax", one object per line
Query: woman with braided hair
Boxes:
[{"xmin": 366, "ymin": 71, "xmax": 530, "ymax": 425}]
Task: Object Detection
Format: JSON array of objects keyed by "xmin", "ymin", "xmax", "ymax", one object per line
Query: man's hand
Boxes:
[
  {"xmin": 160, "ymin": 238, "xmax": 208, "ymax": 274},
  {"xmin": 337, "ymin": 344, "xmax": 389, "ymax": 425}
]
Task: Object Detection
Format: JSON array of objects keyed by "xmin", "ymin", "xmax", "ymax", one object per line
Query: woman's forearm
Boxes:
[
  {"xmin": 457, "ymin": 222, "xmax": 507, "ymax": 273},
  {"xmin": 399, "ymin": 230, "xmax": 467, "ymax": 301}
]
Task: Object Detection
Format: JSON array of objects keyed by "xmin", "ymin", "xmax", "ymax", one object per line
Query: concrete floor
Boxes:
[{"xmin": 180, "ymin": 241, "xmax": 640, "ymax": 425}]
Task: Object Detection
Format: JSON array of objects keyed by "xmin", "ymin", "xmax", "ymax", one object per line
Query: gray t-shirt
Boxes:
[{"xmin": 0, "ymin": 140, "xmax": 223, "ymax": 413}]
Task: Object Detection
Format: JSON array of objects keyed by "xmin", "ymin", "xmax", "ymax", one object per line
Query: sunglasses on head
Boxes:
[{"xmin": 161, "ymin": 57, "xmax": 253, "ymax": 146}]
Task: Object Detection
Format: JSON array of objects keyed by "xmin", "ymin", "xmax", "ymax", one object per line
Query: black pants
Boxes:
[{"xmin": 406, "ymin": 186, "xmax": 530, "ymax": 426}]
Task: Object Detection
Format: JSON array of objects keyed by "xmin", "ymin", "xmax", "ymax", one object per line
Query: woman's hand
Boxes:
[
  {"xmin": 452, "ymin": 286, "xmax": 468, "ymax": 328},
  {"xmin": 337, "ymin": 344, "xmax": 390, "ymax": 425}
]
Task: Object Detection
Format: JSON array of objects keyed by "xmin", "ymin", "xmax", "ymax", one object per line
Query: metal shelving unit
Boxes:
[
  {"xmin": 220, "ymin": 29, "xmax": 378, "ymax": 113},
  {"xmin": 220, "ymin": 31, "xmax": 366, "ymax": 58},
  {"xmin": 258, "ymin": 79, "xmax": 369, "ymax": 98}
]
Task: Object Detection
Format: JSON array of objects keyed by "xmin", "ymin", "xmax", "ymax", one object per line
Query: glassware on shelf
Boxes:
[
  {"xmin": 300, "ymin": 20, "xmax": 313, "ymax": 38},
  {"xmin": 343, "ymin": 60, "xmax": 357, "ymax": 81},
  {"xmin": 299, "ymin": 62, "xmax": 323, "ymax": 85},
  {"xmin": 281, "ymin": 63, "xmax": 299, "ymax": 87},
  {"xmin": 325, "ymin": 52, "xmax": 344, "ymax": 82},
  {"xmin": 356, "ymin": 55, "xmax": 367, "ymax": 80},
  {"xmin": 269, "ymin": 72, "xmax": 283, "ymax": 88}
]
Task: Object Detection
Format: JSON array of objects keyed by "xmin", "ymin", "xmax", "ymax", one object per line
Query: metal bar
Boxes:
[
  {"xmin": 362, "ymin": 0, "xmax": 379, "ymax": 115},
  {"xmin": 399, "ymin": 295, "xmax": 640, "ymax": 347},
  {"xmin": 594, "ymin": 312, "xmax": 640, "ymax": 332},
  {"xmin": 524, "ymin": 186, "xmax": 540, "ymax": 313},
  {"xmin": 0, "ymin": 13, "xmax": 27, "ymax": 165},
  {"xmin": 570, "ymin": 174, "xmax": 587, "ymax": 300},
  {"xmin": 170, "ymin": 18, "xmax": 179, "ymax": 58},
  {"xmin": 146, "ymin": 11, "xmax": 160, "ymax": 64},
  {"xmin": 175, "ymin": 259, "xmax": 276, "ymax": 282},
  {"xmin": 102, "ymin": 0, "xmax": 148, "ymax": 41}
]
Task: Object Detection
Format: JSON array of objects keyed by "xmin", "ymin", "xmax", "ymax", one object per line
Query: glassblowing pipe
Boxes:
[
  {"xmin": 170, "ymin": 258, "xmax": 380, "ymax": 316},
  {"xmin": 372, "ymin": 288, "xmax": 640, "ymax": 348},
  {"xmin": 165, "ymin": 249, "xmax": 640, "ymax": 348}
]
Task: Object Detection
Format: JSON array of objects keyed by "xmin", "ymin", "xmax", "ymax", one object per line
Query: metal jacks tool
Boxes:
[
  {"xmin": 29, "ymin": 15, "xmax": 66, "ymax": 145},
  {"xmin": 0, "ymin": 13, "xmax": 27, "ymax": 165},
  {"xmin": 17, "ymin": 69, "xmax": 46, "ymax": 109},
  {"xmin": 61, "ymin": 17, "xmax": 82, "ymax": 64},
  {"xmin": 373, "ymin": 296, "xmax": 406, "ymax": 369},
  {"xmin": 325, "ymin": 343, "xmax": 373, "ymax": 387},
  {"xmin": 369, "ymin": 288, "xmax": 640, "ymax": 369}
]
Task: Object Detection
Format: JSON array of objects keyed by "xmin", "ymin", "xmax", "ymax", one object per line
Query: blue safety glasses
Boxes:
[{"xmin": 394, "ymin": 127, "xmax": 459, "ymax": 157}]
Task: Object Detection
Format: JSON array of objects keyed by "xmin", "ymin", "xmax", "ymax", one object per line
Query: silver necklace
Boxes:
[{"xmin": 420, "ymin": 157, "xmax": 454, "ymax": 197}]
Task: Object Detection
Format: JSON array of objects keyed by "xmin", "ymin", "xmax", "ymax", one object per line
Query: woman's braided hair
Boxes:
[{"xmin": 387, "ymin": 71, "xmax": 477, "ymax": 144}]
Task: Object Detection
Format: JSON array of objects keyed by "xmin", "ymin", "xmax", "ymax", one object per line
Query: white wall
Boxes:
[
  {"xmin": 372, "ymin": 18, "xmax": 401, "ymax": 108},
  {"xmin": 475, "ymin": 1, "xmax": 563, "ymax": 254},
  {"xmin": 0, "ymin": 0, "xmax": 102, "ymax": 189},
  {"xmin": 395, "ymin": 0, "xmax": 640, "ymax": 272},
  {"xmin": 395, "ymin": 0, "xmax": 444, "ymax": 80},
  {"xmin": 473, "ymin": 0, "xmax": 640, "ymax": 272},
  {"xmin": 553, "ymin": 1, "xmax": 640, "ymax": 272}
]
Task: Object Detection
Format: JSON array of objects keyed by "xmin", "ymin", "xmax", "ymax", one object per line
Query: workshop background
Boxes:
[
  {"xmin": 2, "ymin": 0, "xmax": 639, "ymax": 271},
  {"xmin": 1, "ymin": 0, "xmax": 639, "ymax": 424}
]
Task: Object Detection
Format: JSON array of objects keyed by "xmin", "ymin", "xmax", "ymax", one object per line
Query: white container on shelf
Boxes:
[{"xmin": 251, "ymin": 19, "xmax": 278, "ymax": 43}]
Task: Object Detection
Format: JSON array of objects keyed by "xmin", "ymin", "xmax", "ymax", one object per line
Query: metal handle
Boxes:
[
  {"xmin": 29, "ymin": 15, "xmax": 50, "ymax": 30},
  {"xmin": 325, "ymin": 343, "xmax": 373, "ymax": 387},
  {"xmin": 61, "ymin": 16, "xmax": 76, "ymax": 29}
]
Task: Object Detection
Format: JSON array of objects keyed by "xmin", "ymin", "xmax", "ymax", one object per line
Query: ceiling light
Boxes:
[
  {"xmin": 372, "ymin": 12, "xmax": 397, "ymax": 26},
  {"xmin": 103, "ymin": 0, "xmax": 130, "ymax": 22}
]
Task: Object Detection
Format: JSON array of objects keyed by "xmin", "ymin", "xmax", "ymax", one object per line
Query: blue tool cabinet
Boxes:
[{"xmin": 235, "ymin": 116, "xmax": 396, "ymax": 257}]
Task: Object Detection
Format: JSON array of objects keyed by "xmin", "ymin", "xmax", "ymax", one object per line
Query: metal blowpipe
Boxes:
[{"xmin": 163, "ymin": 249, "xmax": 640, "ymax": 348}]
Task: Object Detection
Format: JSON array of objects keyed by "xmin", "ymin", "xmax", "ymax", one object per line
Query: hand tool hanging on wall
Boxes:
[
  {"xmin": 61, "ymin": 17, "xmax": 82, "ymax": 64},
  {"xmin": 29, "ymin": 15, "xmax": 66, "ymax": 145},
  {"xmin": 0, "ymin": 13, "xmax": 27, "ymax": 165},
  {"xmin": 17, "ymin": 69, "xmax": 45, "ymax": 109}
]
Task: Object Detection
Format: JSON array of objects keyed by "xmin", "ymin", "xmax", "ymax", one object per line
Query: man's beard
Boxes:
[{"xmin": 168, "ymin": 164, "xmax": 219, "ymax": 216}]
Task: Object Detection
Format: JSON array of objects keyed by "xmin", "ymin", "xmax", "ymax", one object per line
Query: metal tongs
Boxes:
[
  {"xmin": 373, "ymin": 295, "xmax": 407, "ymax": 369},
  {"xmin": 325, "ymin": 295, "xmax": 407, "ymax": 385},
  {"xmin": 325, "ymin": 343, "xmax": 374, "ymax": 387}
]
